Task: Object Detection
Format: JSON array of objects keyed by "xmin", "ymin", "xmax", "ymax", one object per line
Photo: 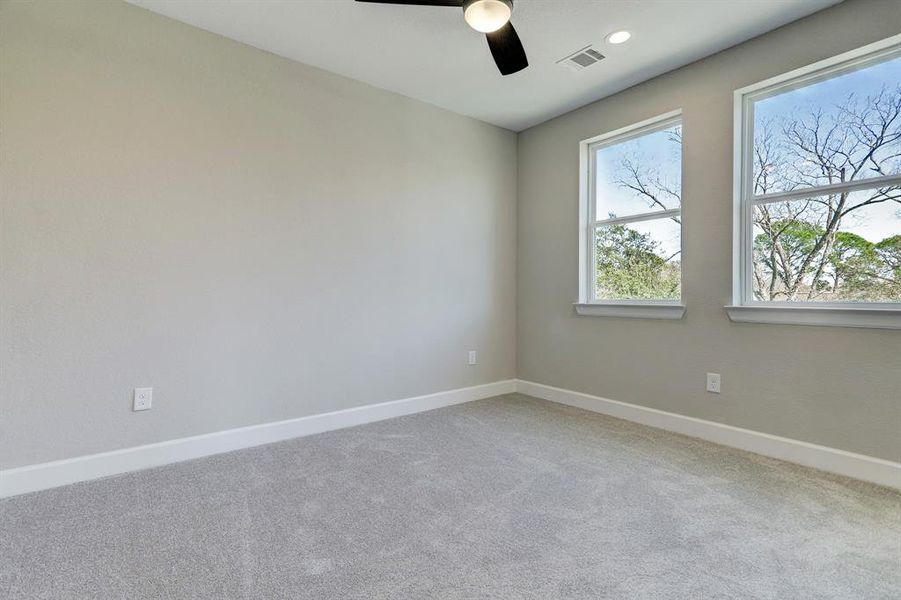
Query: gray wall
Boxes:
[
  {"xmin": 3, "ymin": 0, "xmax": 899, "ymax": 471},
  {"xmin": 1, "ymin": 0, "xmax": 516, "ymax": 468},
  {"xmin": 517, "ymin": 0, "xmax": 901, "ymax": 462}
]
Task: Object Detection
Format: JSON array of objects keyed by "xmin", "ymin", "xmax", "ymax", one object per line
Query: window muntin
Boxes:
[
  {"xmin": 588, "ymin": 115, "xmax": 682, "ymax": 303},
  {"xmin": 739, "ymin": 45, "xmax": 901, "ymax": 307}
]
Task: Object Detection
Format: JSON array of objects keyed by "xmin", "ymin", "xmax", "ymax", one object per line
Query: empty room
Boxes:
[{"xmin": 2, "ymin": 0, "xmax": 900, "ymax": 597}]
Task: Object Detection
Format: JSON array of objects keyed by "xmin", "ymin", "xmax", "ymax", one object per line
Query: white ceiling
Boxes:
[{"xmin": 127, "ymin": 0, "xmax": 841, "ymax": 131}]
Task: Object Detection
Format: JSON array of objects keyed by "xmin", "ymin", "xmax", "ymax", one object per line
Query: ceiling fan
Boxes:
[{"xmin": 355, "ymin": 0, "xmax": 528, "ymax": 76}]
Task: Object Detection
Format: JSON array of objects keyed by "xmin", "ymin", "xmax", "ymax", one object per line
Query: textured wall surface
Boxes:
[
  {"xmin": 1, "ymin": 0, "xmax": 516, "ymax": 468},
  {"xmin": 516, "ymin": 0, "xmax": 901, "ymax": 461},
  {"xmin": 3, "ymin": 0, "xmax": 899, "ymax": 471}
]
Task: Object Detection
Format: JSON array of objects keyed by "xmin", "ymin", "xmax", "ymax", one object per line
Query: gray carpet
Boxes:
[{"xmin": 2, "ymin": 394, "xmax": 899, "ymax": 599}]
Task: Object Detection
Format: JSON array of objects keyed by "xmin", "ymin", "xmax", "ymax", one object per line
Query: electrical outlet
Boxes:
[
  {"xmin": 706, "ymin": 373, "xmax": 721, "ymax": 394},
  {"xmin": 468, "ymin": 350, "xmax": 477, "ymax": 366},
  {"xmin": 133, "ymin": 387, "xmax": 152, "ymax": 411}
]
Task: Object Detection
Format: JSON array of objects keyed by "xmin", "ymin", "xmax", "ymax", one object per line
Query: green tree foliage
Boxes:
[
  {"xmin": 753, "ymin": 219, "xmax": 899, "ymax": 301},
  {"xmin": 828, "ymin": 231, "xmax": 882, "ymax": 296},
  {"xmin": 876, "ymin": 235, "xmax": 901, "ymax": 284},
  {"xmin": 596, "ymin": 225, "xmax": 680, "ymax": 300}
]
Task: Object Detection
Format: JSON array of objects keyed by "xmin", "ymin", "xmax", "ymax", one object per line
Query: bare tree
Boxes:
[
  {"xmin": 754, "ymin": 85, "xmax": 901, "ymax": 300},
  {"xmin": 615, "ymin": 86, "xmax": 901, "ymax": 302},
  {"xmin": 613, "ymin": 127, "xmax": 682, "ymax": 224}
]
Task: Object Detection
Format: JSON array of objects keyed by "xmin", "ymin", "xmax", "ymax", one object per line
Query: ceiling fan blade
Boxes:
[
  {"xmin": 485, "ymin": 21, "xmax": 528, "ymax": 76},
  {"xmin": 354, "ymin": 0, "xmax": 463, "ymax": 6}
]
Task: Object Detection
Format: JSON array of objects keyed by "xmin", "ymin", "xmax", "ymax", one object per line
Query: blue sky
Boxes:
[
  {"xmin": 595, "ymin": 125, "xmax": 681, "ymax": 220},
  {"xmin": 594, "ymin": 124, "xmax": 682, "ymax": 258},
  {"xmin": 755, "ymin": 54, "xmax": 900, "ymax": 132},
  {"xmin": 753, "ymin": 54, "xmax": 900, "ymax": 243},
  {"xmin": 594, "ymin": 53, "xmax": 899, "ymax": 253}
]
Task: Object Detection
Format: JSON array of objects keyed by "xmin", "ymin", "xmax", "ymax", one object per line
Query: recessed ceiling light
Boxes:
[{"xmin": 606, "ymin": 30, "xmax": 632, "ymax": 45}]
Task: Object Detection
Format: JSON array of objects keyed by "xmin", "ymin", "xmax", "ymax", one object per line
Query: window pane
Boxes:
[
  {"xmin": 752, "ymin": 189, "xmax": 901, "ymax": 302},
  {"xmin": 752, "ymin": 55, "xmax": 901, "ymax": 195},
  {"xmin": 595, "ymin": 217, "xmax": 681, "ymax": 301},
  {"xmin": 595, "ymin": 124, "xmax": 681, "ymax": 219}
]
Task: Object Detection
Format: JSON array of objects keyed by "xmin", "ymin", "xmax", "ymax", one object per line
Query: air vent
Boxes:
[{"xmin": 557, "ymin": 46, "xmax": 605, "ymax": 72}]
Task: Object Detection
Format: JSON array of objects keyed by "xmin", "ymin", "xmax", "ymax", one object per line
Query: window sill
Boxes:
[
  {"xmin": 574, "ymin": 303, "xmax": 686, "ymax": 320},
  {"xmin": 724, "ymin": 305, "xmax": 901, "ymax": 330}
]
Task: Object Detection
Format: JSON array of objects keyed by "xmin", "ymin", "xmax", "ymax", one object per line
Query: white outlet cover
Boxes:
[
  {"xmin": 468, "ymin": 350, "xmax": 477, "ymax": 366},
  {"xmin": 134, "ymin": 387, "xmax": 153, "ymax": 411},
  {"xmin": 706, "ymin": 373, "xmax": 721, "ymax": 394}
]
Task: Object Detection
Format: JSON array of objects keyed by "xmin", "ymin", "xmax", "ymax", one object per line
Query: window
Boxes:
[
  {"xmin": 576, "ymin": 111, "xmax": 685, "ymax": 320},
  {"xmin": 730, "ymin": 37, "xmax": 901, "ymax": 329}
]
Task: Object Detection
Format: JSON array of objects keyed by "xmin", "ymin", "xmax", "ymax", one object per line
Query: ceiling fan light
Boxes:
[{"xmin": 463, "ymin": 0, "xmax": 512, "ymax": 34}]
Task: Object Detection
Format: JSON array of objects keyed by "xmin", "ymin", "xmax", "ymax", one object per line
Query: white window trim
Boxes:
[
  {"xmin": 576, "ymin": 109, "xmax": 685, "ymax": 320},
  {"xmin": 729, "ymin": 34, "xmax": 901, "ymax": 330}
]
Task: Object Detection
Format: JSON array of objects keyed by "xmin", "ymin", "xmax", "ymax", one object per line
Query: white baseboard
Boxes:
[
  {"xmin": 4, "ymin": 378, "xmax": 897, "ymax": 497},
  {"xmin": 0, "ymin": 379, "xmax": 517, "ymax": 498},
  {"xmin": 516, "ymin": 380, "xmax": 901, "ymax": 490}
]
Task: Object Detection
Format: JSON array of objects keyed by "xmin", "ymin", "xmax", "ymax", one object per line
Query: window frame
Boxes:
[
  {"xmin": 728, "ymin": 35, "xmax": 901, "ymax": 330},
  {"xmin": 576, "ymin": 110, "xmax": 686, "ymax": 320}
]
